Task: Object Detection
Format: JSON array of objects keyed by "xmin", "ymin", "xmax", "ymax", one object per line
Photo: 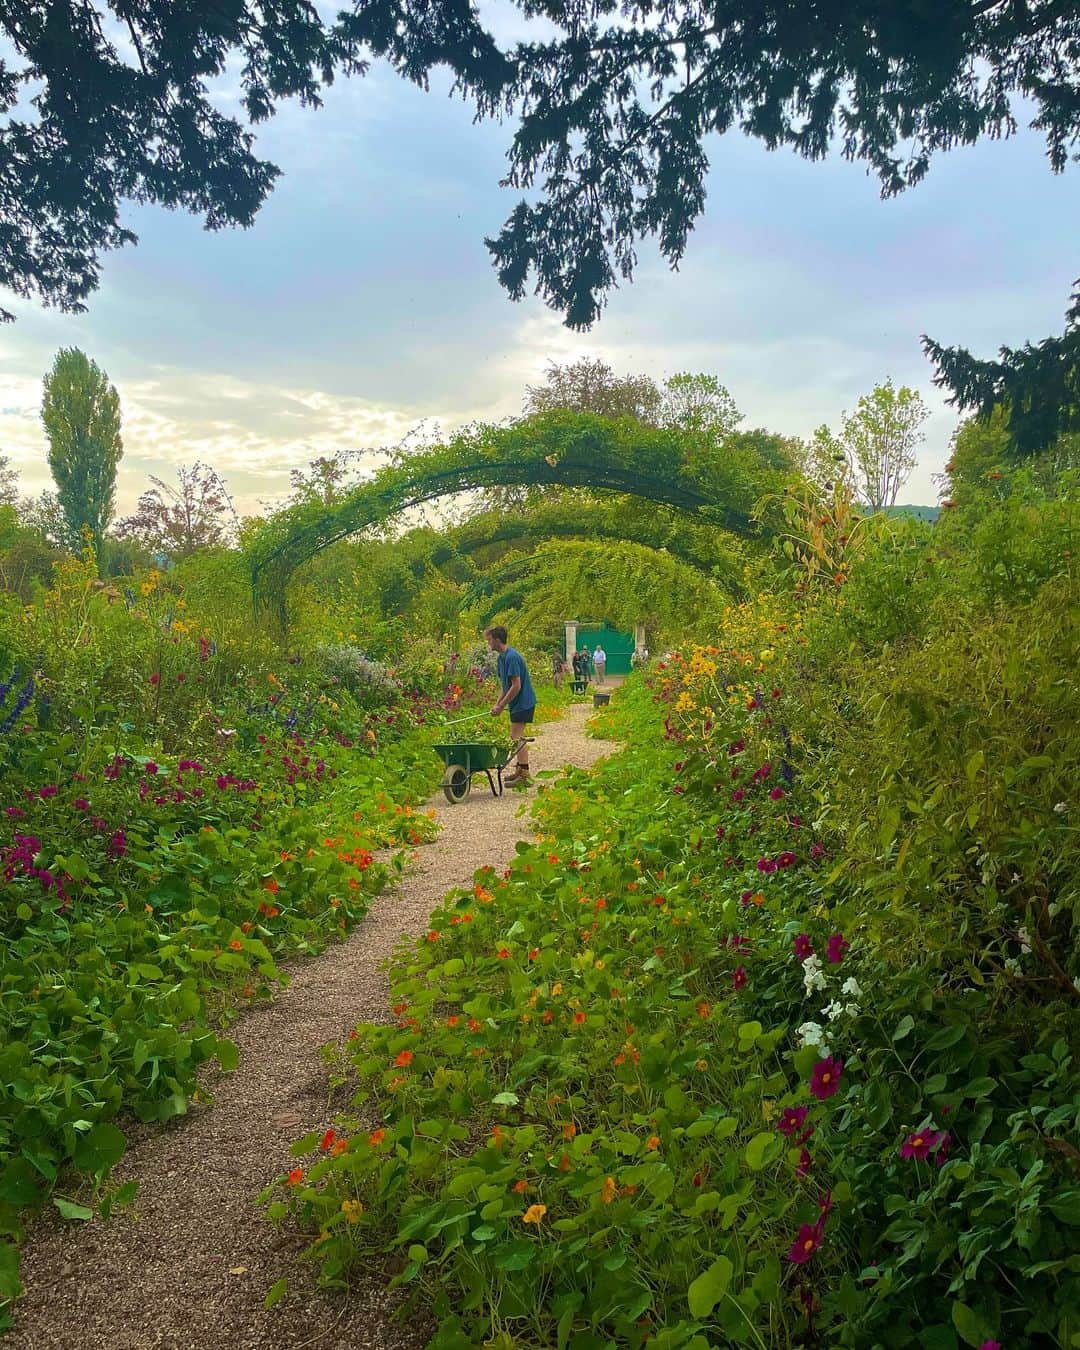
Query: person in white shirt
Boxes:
[{"xmin": 592, "ymin": 645, "xmax": 607, "ymax": 684}]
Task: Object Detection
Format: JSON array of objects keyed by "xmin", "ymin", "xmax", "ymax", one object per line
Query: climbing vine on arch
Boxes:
[{"xmin": 248, "ymin": 411, "xmax": 783, "ymax": 623}]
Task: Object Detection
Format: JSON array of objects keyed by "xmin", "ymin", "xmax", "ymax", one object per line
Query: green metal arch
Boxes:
[{"xmin": 250, "ymin": 411, "xmax": 768, "ymax": 622}]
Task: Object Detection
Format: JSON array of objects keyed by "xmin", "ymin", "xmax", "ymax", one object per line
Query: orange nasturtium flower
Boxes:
[
  {"xmin": 286, "ymin": 1168, "xmax": 304, "ymax": 1187},
  {"xmin": 340, "ymin": 1199, "xmax": 363, "ymax": 1223},
  {"xmin": 331, "ymin": 1138, "xmax": 349, "ymax": 1156},
  {"xmin": 512, "ymin": 1179, "xmax": 529, "ymax": 1194},
  {"xmin": 228, "ymin": 939, "xmax": 243, "ymax": 952},
  {"xmin": 264, "ymin": 879, "xmax": 280, "ymax": 894},
  {"xmin": 646, "ymin": 1135, "xmax": 661, "ymax": 1151},
  {"xmin": 497, "ymin": 947, "xmax": 511, "ymax": 960},
  {"xmin": 562, "ymin": 1123, "xmax": 577, "ymax": 1140},
  {"xmin": 394, "ymin": 1050, "xmax": 414, "ymax": 1068},
  {"xmin": 697, "ymin": 1001, "xmax": 711, "ymax": 1019},
  {"xmin": 522, "ymin": 1204, "xmax": 547, "ymax": 1225},
  {"xmin": 600, "ymin": 1176, "xmax": 617, "ymax": 1205},
  {"xmin": 572, "ymin": 1011, "xmax": 586, "ymax": 1025},
  {"xmin": 320, "ymin": 1130, "xmax": 336, "ymax": 1151},
  {"xmin": 368, "ymin": 1129, "xmax": 386, "ymax": 1146}
]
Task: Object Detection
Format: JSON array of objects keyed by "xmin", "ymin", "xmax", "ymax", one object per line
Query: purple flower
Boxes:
[
  {"xmin": 900, "ymin": 1129, "xmax": 944, "ymax": 1161},
  {"xmin": 770, "ymin": 786, "xmax": 786, "ymax": 800},
  {"xmin": 977, "ymin": 1342, "xmax": 1001, "ymax": 1350},
  {"xmin": 73, "ymin": 798, "xmax": 90, "ymax": 811},
  {"xmin": 787, "ymin": 1223, "xmax": 823, "ymax": 1264},
  {"xmin": 777, "ymin": 1105, "xmax": 809, "ymax": 1138},
  {"xmin": 107, "ymin": 830, "xmax": 127, "ymax": 859},
  {"xmin": 793, "ymin": 933, "xmax": 814, "ymax": 961},
  {"xmin": 756, "ymin": 857, "xmax": 777, "ymax": 874},
  {"xmin": 809, "ymin": 1056, "xmax": 843, "ymax": 1100},
  {"xmin": 732, "ymin": 966, "xmax": 747, "ymax": 991},
  {"xmin": 37, "ymin": 785, "xmax": 58, "ymax": 799},
  {"xmin": 809, "ymin": 841, "xmax": 826, "ymax": 860},
  {"xmin": 795, "ymin": 1147, "xmax": 813, "ymax": 1177},
  {"xmin": 776, "ymin": 850, "xmax": 797, "ymax": 868},
  {"xmin": 5, "ymin": 806, "xmax": 26, "ymax": 819},
  {"xmin": 144, "ymin": 762, "xmax": 159, "ymax": 776},
  {"xmin": 826, "ymin": 933, "xmax": 849, "ymax": 964}
]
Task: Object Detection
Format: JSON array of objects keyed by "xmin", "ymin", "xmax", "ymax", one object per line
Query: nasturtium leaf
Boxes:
[
  {"xmin": 687, "ymin": 1255, "xmax": 733, "ymax": 1318},
  {"xmin": 265, "ymin": 1277, "xmax": 288, "ymax": 1309},
  {"xmin": 53, "ymin": 1198, "xmax": 93, "ymax": 1222}
]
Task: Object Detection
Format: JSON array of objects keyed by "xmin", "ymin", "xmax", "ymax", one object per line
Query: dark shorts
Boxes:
[{"xmin": 509, "ymin": 705, "xmax": 535, "ymax": 725}]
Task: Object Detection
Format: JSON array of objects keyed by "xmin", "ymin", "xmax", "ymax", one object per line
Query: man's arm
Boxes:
[{"xmin": 492, "ymin": 676, "xmax": 522, "ymax": 715}]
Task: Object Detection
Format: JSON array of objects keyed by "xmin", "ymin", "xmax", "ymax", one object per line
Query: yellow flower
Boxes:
[
  {"xmin": 341, "ymin": 1199, "xmax": 363, "ymax": 1223},
  {"xmin": 522, "ymin": 1204, "xmax": 547, "ymax": 1224},
  {"xmin": 695, "ymin": 1058, "xmax": 708, "ymax": 1072}
]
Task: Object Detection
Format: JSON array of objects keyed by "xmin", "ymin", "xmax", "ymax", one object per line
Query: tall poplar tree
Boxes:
[{"xmin": 41, "ymin": 348, "xmax": 123, "ymax": 566}]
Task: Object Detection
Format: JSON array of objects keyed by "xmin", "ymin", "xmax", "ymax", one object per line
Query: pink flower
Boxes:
[
  {"xmin": 900, "ymin": 1129, "xmax": 944, "ymax": 1161},
  {"xmin": 732, "ymin": 966, "xmax": 747, "ymax": 991},
  {"xmin": 793, "ymin": 934, "xmax": 814, "ymax": 961},
  {"xmin": 809, "ymin": 1056, "xmax": 843, "ymax": 1100},
  {"xmin": 787, "ymin": 1223, "xmax": 823, "ymax": 1264},
  {"xmin": 977, "ymin": 1342, "xmax": 1001, "ymax": 1350},
  {"xmin": 826, "ymin": 933, "xmax": 849, "ymax": 964},
  {"xmin": 777, "ymin": 1106, "xmax": 809, "ymax": 1138},
  {"xmin": 5, "ymin": 806, "xmax": 26, "ymax": 819},
  {"xmin": 144, "ymin": 762, "xmax": 158, "ymax": 776},
  {"xmin": 770, "ymin": 786, "xmax": 786, "ymax": 800}
]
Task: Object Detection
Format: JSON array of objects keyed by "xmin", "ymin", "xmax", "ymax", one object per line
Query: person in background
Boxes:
[
  {"xmin": 485, "ymin": 625, "xmax": 536, "ymax": 785},
  {"xmin": 552, "ymin": 650, "xmax": 566, "ymax": 690},
  {"xmin": 592, "ymin": 643, "xmax": 607, "ymax": 685}
]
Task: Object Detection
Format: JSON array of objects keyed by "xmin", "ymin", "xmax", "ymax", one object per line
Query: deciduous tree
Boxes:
[
  {"xmin": 40, "ymin": 348, "xmax": 123, "ymax": 564},
  {"xmin": 115, "ymin": 462, "xmax": 236, "ymax": 559}
]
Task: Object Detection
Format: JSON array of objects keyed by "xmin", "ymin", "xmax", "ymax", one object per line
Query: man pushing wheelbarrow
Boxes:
[{"xmin": 485, "ymin": 625, "xmax": 535, "ymax": 786}]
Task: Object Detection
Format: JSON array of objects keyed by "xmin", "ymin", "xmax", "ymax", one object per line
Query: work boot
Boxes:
[{"xmin": 504, "ymin": 765, "xmax": 531, "ymax": 787}]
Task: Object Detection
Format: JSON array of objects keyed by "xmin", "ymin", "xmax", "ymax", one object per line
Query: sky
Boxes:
[{"xmin": 1, "ymin": 50, "xmax": 1078, "ymax": 519}]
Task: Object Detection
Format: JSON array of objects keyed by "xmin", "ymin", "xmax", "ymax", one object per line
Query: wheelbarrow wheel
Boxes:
[{"xmin": 442, "ymin": 764, "xmax": 472, "ymax": 804}]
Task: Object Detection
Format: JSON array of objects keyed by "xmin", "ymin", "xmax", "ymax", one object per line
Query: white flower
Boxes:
[
  {"xmin": 802, "ymin": 953, "xmax": 827, "ymax": 995},
  {"xmin": 796, "ymin": 1020, "xmax": 828, "ymax": 1050},
  {"xmin": 1011, "ymin": 873, "xmax": 1021, "ymax": 883},
  {"xmin": 1074, "ymin": 976, "xmax": 1080, "ymax": 994},
  {"xmin": 1048, "ymin": 902, "xmax": 1061, "ymax": 919},
  {"xmin": 841, "ymin": 977, "xmax": 862, "ymax": 998},
  {"xmin": 1053, "ymin": 801, "xmax": 1068, "ymax": 814},
  {"xmin": 1004, "ymin": 957, "xmax": 1021, "ymax": 975},
  {"xmin": 1017, "ymin": 927, "xmax": 1032, "ymax": 955},
  {"xmin": 823, "ymin": 1000, "xmax": 844, "ymax": 1021}
]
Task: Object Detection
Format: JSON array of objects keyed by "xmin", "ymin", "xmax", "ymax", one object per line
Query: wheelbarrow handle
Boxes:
[{"xmin": 440, "ymin": 711, "xmax": 490, "ymax": 727}]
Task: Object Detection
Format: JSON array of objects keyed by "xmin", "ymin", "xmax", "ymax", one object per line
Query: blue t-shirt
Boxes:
[{"xmin": 497, "ymin": 647, "xmax": 536, "ymax": 717}]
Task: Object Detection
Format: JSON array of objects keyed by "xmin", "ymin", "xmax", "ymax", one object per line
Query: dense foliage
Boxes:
[
  {"xmin": 0, "ymin": 550, "xmax": 572, "ymax": 1322},
  {"xmin": 268, "ymin": 474, "xmax": 1080, "ymax": 1349}
]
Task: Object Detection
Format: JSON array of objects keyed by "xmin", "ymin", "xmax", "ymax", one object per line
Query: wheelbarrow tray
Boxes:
[{"xmin": 432, "ymin": 740, "xmax": 516, "ymax": 803}]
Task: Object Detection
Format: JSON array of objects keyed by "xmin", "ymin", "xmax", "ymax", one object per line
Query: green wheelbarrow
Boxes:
[{"xmin": 432, "ymin": 714, "xmax": 532, "ymax": 804}]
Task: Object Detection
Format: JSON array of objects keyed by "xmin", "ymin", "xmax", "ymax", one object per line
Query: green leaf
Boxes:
[
  {"xmin": 744, "ymin": 1132, "xmax": 779, "ymax": 1171},
  {"xmin": 492, "ymin": 1091, "xmax": 520, "ymax": 1106},
  {"xmin": 0, "ymin": 1243, "xmax": 21, "ymax": 1301},
  {"xmin": 73, "ymin": 1122, "xmax": 126, "ymax": 1176},
  {"xmin": 216, "ymin": 1039, "xmax": 240, "ymax": 1073},
  {"xmin": 893, "ymin": 1015, "xmax": 915, "ymax": 1041},
  {"xmin": 964, "ymin": 750, "xmax": 985, "ymax": 783},
  {"xmin": 264, "ymin": 1277, "xmax": 288, "ymax": 1310},
  {"xmin": 687, "ymin": 1255, "xmax": 733, "ymax": 1318},
  {"xmin": 53, "ymin": 1198, "xmax": 94, "ymax": 1222},
  {"xmin": 951, "ymin": 1302, "xmax": 990, "ymax": 1347},
  {"xmin": 960, "ymin": 1077, "xmax": 996, "ymax": 1099}
]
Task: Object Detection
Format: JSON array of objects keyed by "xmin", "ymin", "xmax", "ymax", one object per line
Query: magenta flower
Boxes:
[
  {"xmin": 770, "ymin": 786, "xmax": 786, "ymax": 800},
  {"xmin": 796, "ymin": 1147, "xmax": 813, "ymax": 1177},
  {"xmin": 732, "ymin": 966, "xmax": 747, "ymax": 991},
  {"xmin": 809, "ymin": 841, "xmax": 826, "ymax": 860},
  {"xmin": 809, "ymin": 1056, "xmax": 843, "ymax": 1100},
  {"xmin": 787, "ymin": 1222, "xmax": 823, "ymax": 1264},
  {"xmin": 935, "ymin": 1132, "xmax": 952, "ymax": 1166},
  {"xmin": 73, "ymin": 798, "xmax": 90, "ymax": 811},
  {"xmin": 740, "ymin": 889, "xmax": 753, "ymax": 906},
  {"xmin": 144, "ymin": 762, "xmax": 159, "ymax": 776},
  {"xmin": 6, "ymin": 806, "xmax": 26, "ymax": 818},
  {"xmin": 149, "ymin": 673, "xmax": 160, "ymax": 686},
  {"xmin": 977, "ymin": 1342, "xmax": 1001, "ymax": 1350},
  {"xmin": 37, "ymin": 785, "xmax": 58, "ymax": 799},
  {"xmin": 777, "ymin": 1105, "xmax": 809, "ymax": 1138},
  {"xmin": 732, "ymin": 788, "xmax": 746, "ymax": 803},
  {"xmin": 753, "ymin": 762, "xmax": 772, "ymax": 782},
  {"xmin": 756, "ymin": 856, "xmax": 777, "ymax": 873},
  {"xmin": 107, "ymin": 829, "xmax": 127, "ymax": 859},
  {"xmin": 900, "ymin": 1128, "xmax": 944, "ymax": 1161},
  {"xmin": 826, "ymin": 933, "xmax": 849, "ymax": 964},
  {"xmin": 818, "ymin": 1189, "xmax": 833, "ymax": 1223},
  {"xmin": 776, "ymin": 850, "xmax": 797, "ymax": 868},
  {"xmin": 793, "ymin": 933, "xmax": 814, "ymax": 961},
  {"xmin": 727, "ymin": 739, "xmax": 744, "ymax": 756}
]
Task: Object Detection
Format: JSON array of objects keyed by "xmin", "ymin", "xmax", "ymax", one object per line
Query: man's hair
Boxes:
[{"xmin": 485, "ymin": 625, "xmax": 508, "ymax": 644}]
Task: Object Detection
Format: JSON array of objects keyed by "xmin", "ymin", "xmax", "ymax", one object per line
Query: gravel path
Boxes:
[{"xmin": 8, "ymin": 703, "xmax": 609, "ymax": 1350}]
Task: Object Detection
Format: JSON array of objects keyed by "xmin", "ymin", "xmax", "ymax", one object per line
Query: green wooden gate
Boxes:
[{"xmin": 571, "ymin": 622, "xmax": 635, "ymax": 676}]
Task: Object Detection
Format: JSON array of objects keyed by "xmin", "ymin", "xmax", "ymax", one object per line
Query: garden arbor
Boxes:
[{"xmin": 250, "ymin": 411, "xmax": 774, "ymax": 624}]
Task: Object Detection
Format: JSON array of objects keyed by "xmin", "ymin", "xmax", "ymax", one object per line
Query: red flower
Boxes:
[
  {"xmin": 497, "ymin": 947, "xmax": 511, "ymax": 959},
  {"xmin": 149, "ymin": 673, "xmax": 160, "ymax": 686},
  {"xmin": 528, "ymin": 948, "xmax": 540, "ymax": 961},
  {"xmin": 394, "ymin": 1050, "xmax": 413, "ymax": 1068},
  {"xmin": 777, "ymin": 1106, "xmax": 809, "ymax": 1138},
  {"xmin": 809, "ymin": 1056, "xmax": 843, "ymax": 1100},
  {"xmin": 787, "ymin": 1222, "xmax": 823, "ymax": 1264},
  {"xmin": 426, "ymin": 930, "xmax": 439, "ymax": 942},
  {"xmin": 900, "ymin": 1128, "xmax": 944, "ymax": 1161},
  {"xmin": 825, "ymin": 933, "xmax": 849, "ymax": 964},
  {"xmin": 286, "ymin": 1168, "xmax": 304, "ymax": 1187},
  {"xmin": 732, "ymin": 966, "xmax": 747, "ymax": 991},
  {"xmin": 320, "ymin": 1130, "xmax": 336, "ymax": 1151},
  {"xmin": 793, "ymin": 934, "xmax": 814, "ymax": 961}
]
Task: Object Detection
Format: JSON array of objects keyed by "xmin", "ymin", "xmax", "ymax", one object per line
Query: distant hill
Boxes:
[{"xmin": 881, "ymin": 504, "xmax": 941, "ymax": 523}]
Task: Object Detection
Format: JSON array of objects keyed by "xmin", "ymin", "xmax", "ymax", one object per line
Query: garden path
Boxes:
[{"xmin": 10, "ymin": 702, "xmax": 610, "ymax": 1350}]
